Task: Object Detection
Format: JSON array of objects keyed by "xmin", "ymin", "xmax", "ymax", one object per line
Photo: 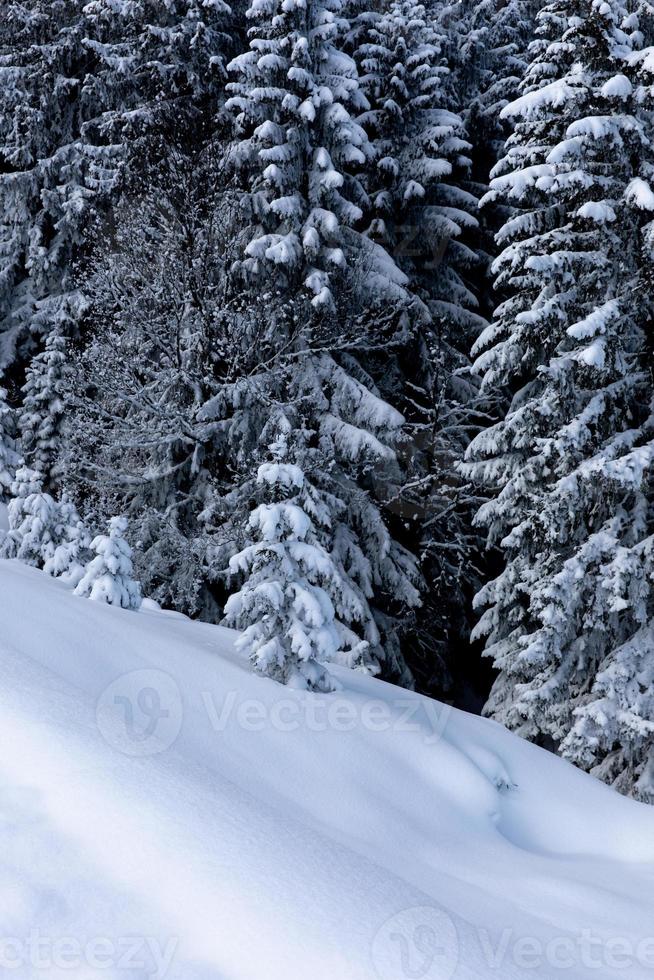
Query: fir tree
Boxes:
[
  {"xmin": 224, "ymin": 428, "xmax": 371, "ymax": 689},
  {"xmin": 224, "ymin": 0, "xmax": 425, "ymax": 683},
  {"xmin": 346, "ymin": 0, "xmax": 487, "ymax": 696},
  {"xmin": 74, "ymin": 515, "xmax": 142, "ymax": 609},
  {"xmin": 433, "ymin": 0, "xmax": 545, "ymax": 361},
  {"xmin": 0, "ymin": 386, "xmax": 20, "ymax": 500},
  {"xmin": 43, "ymin": 495, "xmax": 91, "ymax": 587},
  {"xmin": 563, "ymin": 20, "xmax": 654, "ymax": 801},
  {"xmin": 0, "ymin": 1, "xmax": 90, "ymax": 372},
  {"xmin": 1, "ymin": 466, "xmax": 64, "ymax": 566},
  {"xmin": 442, "ymin": 0, "xmax": 544, "ymax": 160},
  {"xmin": 351, "ymin": 0, "xmax": 482, "ymax": 331},
  {"xmin": 19, "ymin": 325, "xmax": 70, "ymax": 490},
  {"xmin": 226, "ymin": 0, "xmax": 371, "ymax": 310},
  {"xmin": 463, "ymin": 0, "xmax": 654, "ymax": 800},
  {"xmin": 0, "ymin": 0, "xmax": 231, "ymax": 382}
]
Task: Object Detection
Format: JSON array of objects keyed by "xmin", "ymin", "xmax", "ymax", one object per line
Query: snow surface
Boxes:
[{"xmin": 1, "ymin": 560, "xmax": 654, "ymax": 979}]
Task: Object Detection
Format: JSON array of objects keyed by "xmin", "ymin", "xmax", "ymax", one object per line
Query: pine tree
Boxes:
[
  {"xmin": 1, "ymin": 466, "xmax": 65, "ymax": 566},
  {"xmin": 74, "ymin": 515, "xmax": 142, "ymax": 609},
  {"xmin": 19, "ymin": 325, "xmax": 70, "ymax": 490},
  {"xmin": 224, "ymin": 427, "xmax": 371, "ymax": 689},
  {"xmin": 435, "ymin": 0, "xmax": 545, "ymax": 333},
  {"xmin": 226, "ymin": 0, "xmax": 370, "ymax": 310},
  {"xmin": 197, "ymin": 325, "xmax": 424, "ymax": 684},
  {"xmin": 43, "ymin": 495, "xmax": 91, "ymax": 587},
  {"xmin": 345, "ymin": 0, "xmax": 487, "ymax": 696},
  {"xmin": 563, "ymin": 18, "xmax": 654, "ymax": 801},
  {"xmin": 442, "ymin": 0, "xmax": 544, "ymax": 158},
  {"xmin": 0, "ymin": 386, "xmax": 20, "ymax": 500},
  {"xmin": 224, "ymin": 0, "xmax": 425, "ymax": 684},
  {"xmin": 0, "ymin": 1, "xmax": 90, "ymax": 372},
  {"xmin": 351, "ymin": 0, "xmax": 482, "ymax": 331},
  {"xmin": 353, "ymin": 0, "xmax": 447, "ymax": 254},
  {"xmin": 0, "ymin": 0, "xmax": 231, "ymax": 385},
  {"xmin": 463, "ymin": 0, "xmax": 654, "ymax": 799}
]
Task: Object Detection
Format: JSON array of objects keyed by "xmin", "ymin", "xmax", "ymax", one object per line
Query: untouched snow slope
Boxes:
[{"xmin": 1, "ymin": 561, "xmax": 654, "ymax": 979}]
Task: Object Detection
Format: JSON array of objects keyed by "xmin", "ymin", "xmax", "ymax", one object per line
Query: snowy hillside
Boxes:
[{"xmin": 2, "ymin": 559, "xmax": 654, "ymax": 980}]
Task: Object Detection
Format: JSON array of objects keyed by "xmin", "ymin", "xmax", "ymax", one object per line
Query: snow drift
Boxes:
[{"xmin": 1, "ymin": 559, "xmax": 654, "ymax": 979}]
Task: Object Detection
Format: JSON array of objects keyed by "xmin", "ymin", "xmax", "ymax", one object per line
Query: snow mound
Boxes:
[{"xmin": 1, "ymin": 560, "xmax": 654, "ymax": 979}]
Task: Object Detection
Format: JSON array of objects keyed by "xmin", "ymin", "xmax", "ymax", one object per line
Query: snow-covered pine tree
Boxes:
[
  {"xmin": 226, "ymin": 0, "xmax": 370, "ymax": 310},
  {"xmin": 344, "ymin": 0, "xmax": 488, "ymax": 696},
  {"xmin": 74, "ymin": 516, "xmax": 142, "ymax": 609},
  {"xmin": 1, "ymin": 466, "xmax": 65, "ymax": 566},
  {"xmin": 19, "ymin": 325, "xmax": 70, "ymax": 491},
  {"xmin": 353, "ymin": 0, "xmax": 445, "ymax": 253},
  {"xmin": 441, "ymin": 0, "xmax": 544, "ymax": 162},
  {"xmin": 0, "ymin": 386, "xmax": 20, "ymax": 500},
  {"xmin": 224, "ymin": 426, "xmax": 371, "ymax": 689},
  {"xmin": 81, "ymin": 0, "xmax": 231, "ymax": 114},
  {"xmin": 440, "ymin": 0, "xmax": 545, "ymax": 311},
  {"xmin": 223, "ymin": 346, "xmax": 426, "ymax": 685},
  {"xmin": 224, "ymin": 0, "xmax": 425, "ymax": 684},
  {"xmin": 563, "ymin": 14, "xmax": 654, "ymax": 801},
  {"xmin": 196, "ymin": 296, "xmax": 424, "ymax": 685},
  {"xmin": 43, "ymin": 495, "xmax": 91, "ymax": 587},
  {"xmin": 349, "ymin": 0, "xmax": 483, "ymax": 337},
  {"xmin": 462, "ymin": 0, "xmax": 654, "ymax": 800},
  {"xmin": 353, "ymin": 0, "xmax": 475, "ymax": 299},
  {"xmin": 0, "ymin": 1, "xmax": 90, "ymax": 374},
  {"xmin": 0, "ymin": 0, "xmax": 231, "ymax": 404}
]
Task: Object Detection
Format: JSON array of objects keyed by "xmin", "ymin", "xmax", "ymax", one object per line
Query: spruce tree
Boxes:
[
  {"xmin": 1, "ymin": 466, "xmax": 64, "ymax": 566},
  {"xmin": 434, "ymin": 0, "xmax": 545, "ymax": 351},
  {"xmin": 224, "ymin": 427, "xmax": 370, "ymax": 689},
  {"xmin": 463, "ymin": 0, "xmax": 654, "ymax": 799},
  {"xmin": 442, "ymin": 0, "xmax": 544, "ymax": 159},
  {"xmin": 226, "ymin": 0, "xmax": 370, "ymax": 310},
  {"xmin": 224, "ymin": 0, "xmax": 424, "ymax": 684},
  {"xmin": 564, "ymin": 17, "xmax": 654, "ymax": 800},
  {"xmin": 0, "ymin": 0, "xmax": 231, "ymax": 392},
  {"xmin": 0, "ymin": 387, "xmax": 20, "ymax": 500},
  {"xmin": 0, "ymin": 1, "xmax": 90, "ymax": 372},
  {"xmin": 43, "ymin": 495, "xmax": 91, "ymax": 587},
  {"xmin": 19, "ymin": 326, "xmax": 70, "ymax": 490},
  {"xmin": 345, "ymin": 0, "xmax": 488, "ymax": 696},
  {"xmin": 353, "ymin": 0, "xmax": 481, "ymax": 322},
  {"xmin": 74, "ymin": 515, "xmax": 142, "ymax": 609}
]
